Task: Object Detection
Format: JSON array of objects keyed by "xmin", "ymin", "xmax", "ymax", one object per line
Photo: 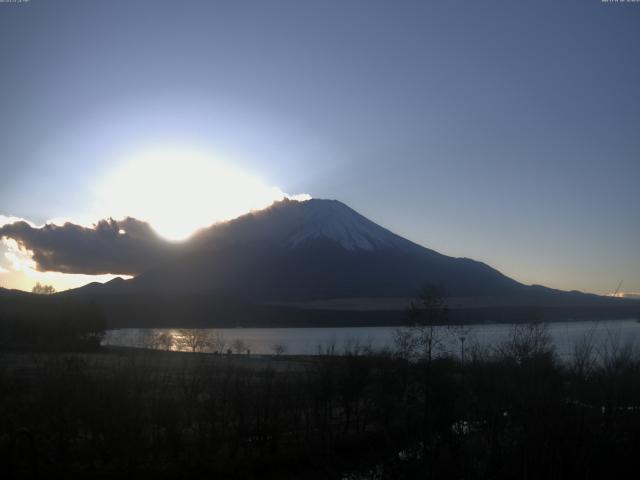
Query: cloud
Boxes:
[
  {"xmin": 0, "ymin": 266, "xmax": 9, "ymax": 274},
  {"xmin": 0, "ymin": 215, "xmax": 34, "ymax": 227},
  {"xmin": 0, "ymin": 196, "xmax": 313, "ymax": 278},
  {"xmin": 0, "ymin": 217, "xmax": 178, "ymax": 276},
  {"xmin": 288, "ymin": 193, "xmax": 312, "ymax": 202}
]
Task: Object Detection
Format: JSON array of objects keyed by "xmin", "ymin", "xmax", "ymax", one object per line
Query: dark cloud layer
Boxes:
[{"xmin": 0, "ymin": 218, "xmax": 179, "ymax": 275}]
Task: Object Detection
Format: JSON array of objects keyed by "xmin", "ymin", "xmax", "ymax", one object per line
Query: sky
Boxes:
[{"xmin": 0, "ymin": 0, "xmax": 639, "ymax": 295}]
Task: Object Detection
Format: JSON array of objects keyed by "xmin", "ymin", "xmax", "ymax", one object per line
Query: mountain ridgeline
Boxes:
[{"xmin": 0, "ymin": 198, "xmax": 619, "ymax": 327}]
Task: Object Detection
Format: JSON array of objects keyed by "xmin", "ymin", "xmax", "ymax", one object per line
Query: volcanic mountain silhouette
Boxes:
[
  {"xmin": 107, "ymin": 198, "xmax": 524, "ymax": 301},
  {"xmin": 29, "ymin": 199, "xmax": 639, "ymax": 326}
]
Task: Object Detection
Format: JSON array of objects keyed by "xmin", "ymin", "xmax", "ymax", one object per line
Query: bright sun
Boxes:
[{"xmin": 95, "ymin": 148, "xmax": 307, "ymax": 240}]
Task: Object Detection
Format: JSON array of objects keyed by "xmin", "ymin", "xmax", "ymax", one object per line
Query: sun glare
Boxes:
[{"xmin": 95, "ymin": 148, "xmax": 308, "ymax": 240}]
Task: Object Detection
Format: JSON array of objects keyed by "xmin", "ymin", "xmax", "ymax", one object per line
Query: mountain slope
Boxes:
[
  {"xmin": 53, "ymin": 198, "xmax": 640, "ymax": 327},
  {"xmin": 121, "ymin": 198, "xmax": 524, "ymax": 300}
]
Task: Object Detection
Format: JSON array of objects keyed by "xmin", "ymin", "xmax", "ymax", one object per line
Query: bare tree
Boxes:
[
  {"xmin": 394, "ymin": 285, "xmax": 450, "ymax": 363},
  {"xmin": 140, "ymin": 330, "xmax": 175, "ymax": 351},
  {"xmin": 392, "ymin": 326, "xmax": 418, "ymax": 360},
  {"xmin": 210, "ymin": 331, "xmax": 226, "ymax": 354},
  {"xmin": 231, "ymin": 338, "xmax": 247, "ymax": 354},
  {"xmin": 272, "ymin": 343, "xmax": 287, "ymax": 356},
  {"xmin": 571, "ymin": 327, "xmax": 598, "ymax": 379},
  {"xmin": 496, "ymin": 322, "xmax": 554, "ymax": 365},
  {"xmin": 177, "ymin": 329, "xmax": 214, "ymax": 353}
]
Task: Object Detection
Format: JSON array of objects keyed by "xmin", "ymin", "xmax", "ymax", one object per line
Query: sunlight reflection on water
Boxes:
[{"xmin": 102, "ymin": 319, "xmax": 640, "ymax": 359}]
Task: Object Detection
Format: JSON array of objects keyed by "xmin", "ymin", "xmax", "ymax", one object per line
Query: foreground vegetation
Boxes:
[
  {"xmin": 2, "ymin": 323, "xmax": 640, "ymax": 479},
  {"xmin": 0, "ymin": 294, "xmax": 105, "ymax": 352}
]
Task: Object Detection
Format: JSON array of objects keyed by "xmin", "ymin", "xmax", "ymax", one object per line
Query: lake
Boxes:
[{"xmin": 103, "ymin": 318, "xmax": 640, "ymax": 360}]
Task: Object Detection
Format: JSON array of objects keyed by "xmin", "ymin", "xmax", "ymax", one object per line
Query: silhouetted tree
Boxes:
[
  {"xmin": 140, "ymin": 330, "xmax": 175, "ymax": 350},
  {"xmin": 495, "ymin": 322, "xmax": 555, "ymax": 365},
  {"xmin": 394, "ymin": 285, "xmax": 450, "ymax": 363},
  {"xmin": 272, "ymin": 343, "xmax": 287, "ymax": 356},
  {"xmin": 177, "ymin": 328, "xmax": 214, "ymax": 353},
  {"xmin": 231, "ymin": 338, "xmax": 247, "ymax": 354},
  {"xmin": 31, "ymin": 282, "xmax": 55, "ymax": 295}
]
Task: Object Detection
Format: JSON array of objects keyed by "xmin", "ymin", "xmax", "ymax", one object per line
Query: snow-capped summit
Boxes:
[
  {"xmin": 192, "ymin": 198, "xmax": 414, "ymax": 253},
  {"xmin": 254, "ymin": 199, "xmax": 408, "ymax": 251},
  {"xmin": 281, "ymin": 199, "xmax": 406, "ymax": 251}
]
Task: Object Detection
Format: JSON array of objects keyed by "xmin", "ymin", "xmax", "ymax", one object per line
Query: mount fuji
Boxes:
[
  {"xmin": 63, "ymin": 198, "xmax": 636, "ymax": 327},
  {"xmin": 119, "ymin": 198, "xmax": 524, "ymax": 300}
]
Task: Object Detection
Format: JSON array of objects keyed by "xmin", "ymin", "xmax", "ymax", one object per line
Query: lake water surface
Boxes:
[{"xmin": 103, "ymin": 318, "xmax": 640, "ymax": 359}]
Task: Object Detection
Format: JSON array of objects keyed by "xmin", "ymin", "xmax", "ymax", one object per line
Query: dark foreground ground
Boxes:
[{"xmin": 2, "ymin": 331, "xmax": 640, "ymax": 479}]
